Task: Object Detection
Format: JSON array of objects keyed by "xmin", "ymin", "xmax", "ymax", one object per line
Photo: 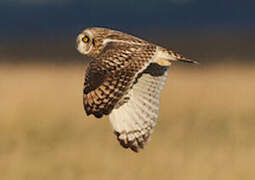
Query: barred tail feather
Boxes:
[{"xmin": 168, "ymin": 50, "xmax": 199, "ymax": 64}]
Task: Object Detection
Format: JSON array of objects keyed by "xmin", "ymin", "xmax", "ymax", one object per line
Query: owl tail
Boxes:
[
  {"xmin": 177, "ymin": 57, "xmax": 199, "ymax": 64},
  {"xmin": 167, "ymin": 50, "xmax": 199, "ymax": 64}
]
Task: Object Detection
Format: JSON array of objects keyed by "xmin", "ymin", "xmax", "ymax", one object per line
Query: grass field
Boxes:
[{"xmin": 0, "ymin": 62, "xmax": 255, "ymax": 180}]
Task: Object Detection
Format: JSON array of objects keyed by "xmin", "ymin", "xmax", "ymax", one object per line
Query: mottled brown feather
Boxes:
[{"xmin": 83, "ymin": 41, "xmax": 156, "ymax": 118}]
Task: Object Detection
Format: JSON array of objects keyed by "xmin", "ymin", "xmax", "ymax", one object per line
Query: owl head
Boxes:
[
  {"xmin": 76, "ymin": 27, "xmax": 116, "ymax": 57},
  {"xmin": 76, "ymin": 27, "xmax": 145, "ymax": 58}
]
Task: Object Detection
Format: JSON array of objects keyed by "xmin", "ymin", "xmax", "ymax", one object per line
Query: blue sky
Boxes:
[
  {"xmin": 0, "ymin": 0, "xmax": 254, "ymax": 38},
  {"xmin": 0, "ymin": 0, "xmax": 254, "ymax": 61}
]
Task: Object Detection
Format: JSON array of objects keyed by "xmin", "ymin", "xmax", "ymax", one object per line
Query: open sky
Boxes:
[
  {"xmin": 0, "ymin": 0, "xmax": 254, "ymax": 62},
  {"xmin": 0, "ymin": 0, "xmax": 254, "ymax": 37}
]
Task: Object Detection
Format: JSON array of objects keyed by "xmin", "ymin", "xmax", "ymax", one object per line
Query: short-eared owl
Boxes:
[{"xmin": 76, "ymin": 27, "xmax": 198, "ymax": 152}]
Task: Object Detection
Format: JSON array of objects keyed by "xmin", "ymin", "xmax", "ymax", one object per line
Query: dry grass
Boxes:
[{"xmin": 0, "ymin": 62, "xmax": 255, "ymax": 180}]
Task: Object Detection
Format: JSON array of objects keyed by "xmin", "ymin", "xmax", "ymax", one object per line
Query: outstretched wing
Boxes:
[
  {"xmin": 83, "ymin": 42, "xmax": 156, "ymax": 118},
  {"xmin": 109, "ymin": 63, "xmax": 169, "ymax": 152}
]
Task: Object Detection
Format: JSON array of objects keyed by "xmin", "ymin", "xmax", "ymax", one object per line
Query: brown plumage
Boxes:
[{"xmin": 76, "ymin": 27, "xmax": 198, "ymax": 152}]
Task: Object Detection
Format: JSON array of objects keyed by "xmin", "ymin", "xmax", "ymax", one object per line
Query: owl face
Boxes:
[
  {"xmin": 76, "ymin": 29, "xmax": 95, "ymax": 56},
  {"xmin": 76, "ymin": 27, "xmax": 115, "ymax": 57}
]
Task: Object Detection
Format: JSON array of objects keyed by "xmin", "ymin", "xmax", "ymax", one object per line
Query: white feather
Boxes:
[{"xmin": 109, "ymin": 68, "xmax": 168, "ymax": 145}]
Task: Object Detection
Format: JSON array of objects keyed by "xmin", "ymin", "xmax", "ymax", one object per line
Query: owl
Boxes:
[{"xmin": 76, "ymin": 27, "xmax": 198, "ymax": 152}]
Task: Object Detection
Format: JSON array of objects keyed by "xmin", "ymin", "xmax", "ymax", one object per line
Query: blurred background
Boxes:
[{"xmin": 0, "ymin": 0, "xmax": 255, "ymax": 179}]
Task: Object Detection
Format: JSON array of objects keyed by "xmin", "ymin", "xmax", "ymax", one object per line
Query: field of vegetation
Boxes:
[{"xmin": 0, "ymin": 62, "xmax": 255, "ymax": 180}]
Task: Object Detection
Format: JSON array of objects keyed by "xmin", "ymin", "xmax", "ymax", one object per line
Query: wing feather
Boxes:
[
  {"xmin": 109, "ymin": 63, "xmax": 169, "ymax": 152},
  {"xmin": 83, "ymin": 42, "xmax": 156, "ymax": 118}
]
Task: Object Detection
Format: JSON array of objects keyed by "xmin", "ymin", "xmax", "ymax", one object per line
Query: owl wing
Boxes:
[
  {"xmin": 83, "ymin": 42, "xmax": 156, "ymax": 118},
  {"xmin": 83, "ymin": 42, "xmax": 170, "ymax": 152},
  {"xmin": 109, "ymin": 63, "xmax": 169, "ymax": 152}
]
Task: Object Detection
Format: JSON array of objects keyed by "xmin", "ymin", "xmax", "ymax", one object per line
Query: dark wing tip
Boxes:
[{"xmin": 84, "ymin": 103, "xmax": 105, "ymax": 118}]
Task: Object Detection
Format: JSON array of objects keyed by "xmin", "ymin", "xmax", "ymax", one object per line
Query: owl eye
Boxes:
[{"xmin": 82, "ymin": 36, "xmax": 90, "ymax": 43}]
